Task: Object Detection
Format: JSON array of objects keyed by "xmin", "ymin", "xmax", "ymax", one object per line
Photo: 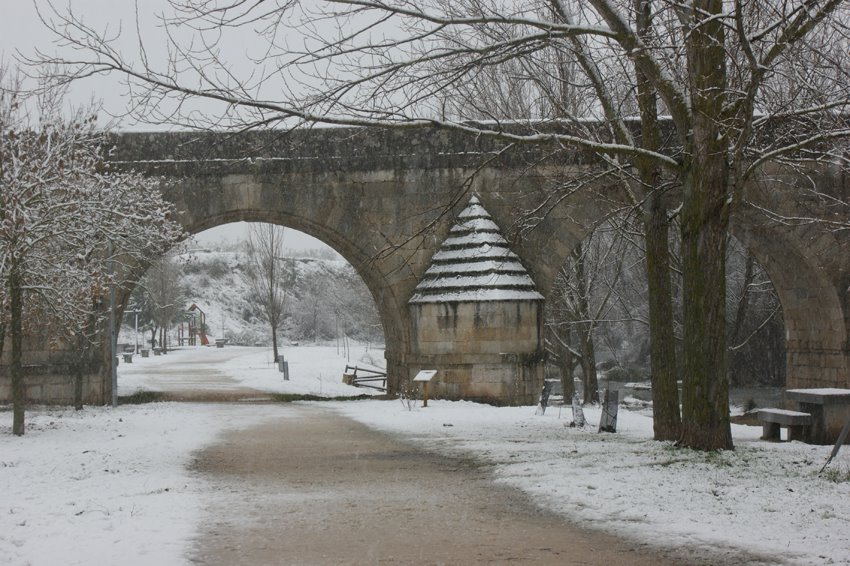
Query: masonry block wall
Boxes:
[
  {"xmin": 0, "ymin": 335, "xmax": 107, "ymax": 405},
  {"xmin": 408, "ymin": 301, "xmax": 544, "ymax": 404}
]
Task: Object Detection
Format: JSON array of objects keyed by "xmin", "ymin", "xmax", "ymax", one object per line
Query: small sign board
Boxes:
[
  {"xmin": 414, "ymin": 370, "xmax": 437, "ymax": 382},
  {"xmin": 413, "ymin": 370, "xmax": 437, "ymax": 408}
]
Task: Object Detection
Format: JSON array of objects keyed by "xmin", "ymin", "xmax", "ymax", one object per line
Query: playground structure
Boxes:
[{"xmin": 179, "ymin": 303, "xmax": 210, "ymax": 346}]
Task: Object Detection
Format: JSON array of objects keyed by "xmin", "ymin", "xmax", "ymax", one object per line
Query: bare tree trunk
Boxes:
[
  {"xmin": 679, "ymin": 0, "xmax": 733, "ymax": 450},
  {"xmin": 74, "ymin": 333, "xmax": 85, "ymax": 411},
  {"xmin": 558, "ymin": 359, "xmax": 575, "ymax": 400},
  {"xmin": 574, "ymin": 248, "xmax": 599, "ymax": 404},
  {"xmin": 680, "ymin": 172, "xmax": 732, "ymax": 449},
  {"xmin": 634, "ymin": 0, "xmax": 681, "ymax": 441},
  {"xmin": 10, "ymin": 264, "xmax": 25, "ymax": 436},
  {"xmin": 553, "ymin": 326, "xmax": 575, "ymax": 400},
  {"xmin": 578, "ymin": 326, "xmax": 599, "ymax": 404},
  {"xmin": 645, "ymin": 199, "xmax": 682, "ymax": 440},
  {"xmin": 272, "ymin": 327, "xmax": 280, "ymax": 363}
]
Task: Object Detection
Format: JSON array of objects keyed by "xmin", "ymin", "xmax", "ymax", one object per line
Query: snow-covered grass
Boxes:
[
  {"xmin": 0, "ymin": 403, "xmax": 291, "ymax": 566},
  {"xmin": 331, "ymin": 399, "xmax": 850, "ymax": 565}
]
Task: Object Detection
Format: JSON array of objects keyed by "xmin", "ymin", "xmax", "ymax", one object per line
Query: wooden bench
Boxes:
[
  {"xmin": 342, "ymin": 365, "xmax": 387, "ymax": 392},
  {"xmin": 758, "ymin": 408, "xmax": 812, "ymax": 442}
]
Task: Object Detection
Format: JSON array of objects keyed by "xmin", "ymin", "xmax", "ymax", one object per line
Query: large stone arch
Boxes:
[
  {"xmin": 515, "ymin": 174, "xmax": 850, "ymax": 391},
  {"xmin": 175, "ymin": 206, "xmax": 411, "ymax": 388}
]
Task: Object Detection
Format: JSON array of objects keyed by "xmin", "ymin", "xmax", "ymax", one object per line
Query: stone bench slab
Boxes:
[{"xmin": 758, "ymin": 408, "xmax": 812, "ymax": 426}]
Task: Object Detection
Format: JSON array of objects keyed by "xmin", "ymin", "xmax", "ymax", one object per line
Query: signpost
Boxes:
[
  {"xmin": 598, "ymin": 388, "xmax": 619, "ymax": 433},
  {"xmin": 536, "ymin": 381, "xmax": 554, "ymax": 415},
  {"xmin": 413, "ymin": 370, "xmax": 437, "ymax": 407},
  {"xmin": 571, "ymin": 392, "xmax": 586, "ymax": 427}
]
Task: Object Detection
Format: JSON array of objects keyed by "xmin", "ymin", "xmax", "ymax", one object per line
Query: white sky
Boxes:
[{"xmin": 0, "ymin": 1, "xmax": 334, "ymax": 252}]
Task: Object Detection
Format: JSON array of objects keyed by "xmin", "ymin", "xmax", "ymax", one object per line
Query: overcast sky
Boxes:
[{"xmin": 0, "ymin": 1, "xmax": 333, "ymax": 252}]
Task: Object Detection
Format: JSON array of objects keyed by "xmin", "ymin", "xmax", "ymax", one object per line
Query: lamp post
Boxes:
[
  {"xmin": 108, "ymin": 243, "xmax": 117, "ymax": 408},
  {"xmin": 125, "ymin": 306, "xmax": 141, "ymax": 353}
]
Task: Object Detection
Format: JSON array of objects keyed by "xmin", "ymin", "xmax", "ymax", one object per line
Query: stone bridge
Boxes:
[
  {"xmin": 5, "ymin": 126, "xmax": 850, "ymax": 404},
  {"xmin": 110, "ymin": 126, "xmax": 850, "ymax": 397}
]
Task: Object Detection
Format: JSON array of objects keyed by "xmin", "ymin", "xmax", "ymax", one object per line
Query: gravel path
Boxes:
[{"xmin": 187, "ymin": 405, "xmax": 697, "ymax": 565}]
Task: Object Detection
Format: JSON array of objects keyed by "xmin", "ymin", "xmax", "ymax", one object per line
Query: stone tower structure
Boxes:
[{"xmin": 408, "ymin": 195, "xmax": 545, "ymax": 405}]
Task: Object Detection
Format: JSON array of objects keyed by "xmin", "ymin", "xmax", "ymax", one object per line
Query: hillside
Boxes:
[{"xmin": 122, "ymin": 244, "xmax": 383, "ymax": 349}]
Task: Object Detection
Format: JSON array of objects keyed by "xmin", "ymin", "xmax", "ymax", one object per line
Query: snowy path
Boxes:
[
  {"xmin": 119, "ymin": 348, "xmax": 253, "ymax": 395},
  {"xmin": 187, "ymin": 405, "xmax": 705, "ymax": 565},
  {"xmin": 118, "ymin": 344, "xmax": 384, "ymax": 398}
]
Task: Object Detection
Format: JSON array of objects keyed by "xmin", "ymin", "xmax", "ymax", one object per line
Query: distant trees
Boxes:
[
  {"xmin": 547, "ymin": 219, "xmax": 787, "ymax": 406},
  {"xmin": 173, "ymin": 243, "xmax": 381, "ymax": 348},
  {"xmin": 546, "ymin": 228, "xmax": 629, "ymax": 405},
  {"xmin": 135, "ymin": 252, "xmax": 187, "ymax": 352},
  {"xmin": 288, "ymin": 262, "xmax": 381, "ymax": 346},
  {"xmin": 0, "ymin": 66, "xmax": 184, "ymax": 435},
  {"xmin": 726, "ymin": 242, "xmax": 785, "ymax": 388}
]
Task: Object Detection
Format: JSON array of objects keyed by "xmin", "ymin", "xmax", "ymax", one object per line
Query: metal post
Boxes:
[
  {"xmin": 134, "ymin": 310, "xmax": 139, "ymax": 353},
  {"xmin": 109, "ymin": 265, "xmax": 117, "ymax": 408}
]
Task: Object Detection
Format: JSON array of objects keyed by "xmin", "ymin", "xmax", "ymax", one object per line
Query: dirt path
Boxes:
[{"xmin": 186, "ymin": 405, "xmax": 766, "ymax": 565}]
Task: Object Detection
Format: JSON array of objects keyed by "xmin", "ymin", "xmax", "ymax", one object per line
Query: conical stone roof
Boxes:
[{"xmin": 409, "ymin": 195, "xmax": 544, "ymax": 303}]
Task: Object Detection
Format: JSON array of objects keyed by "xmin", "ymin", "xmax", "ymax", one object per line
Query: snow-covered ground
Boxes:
[
  {"xmin": 3, "ymin": 345, "xmax": 850, "ymax": 565},
  {"xmin": 0, "ymin": 402, "xmax": 293, "ymax": 566},
  {"xmin": 334, "ymin": 400, "xmax": 850, "ymax": 564}
]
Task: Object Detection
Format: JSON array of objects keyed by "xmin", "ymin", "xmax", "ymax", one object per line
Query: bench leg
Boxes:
[
  {"xmin": 788, "ymin": 425, "xmax": 808, "ymax": 442},
  {"xmin": 762, "ymin": 422, "xmax": 781, "ymax": 441}
]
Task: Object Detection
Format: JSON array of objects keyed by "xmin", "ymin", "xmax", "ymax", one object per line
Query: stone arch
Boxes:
[
  {"xmin": 170, "ymin": 207, "xmax": 412, "ymax": 393},
  {"xmin": 732, "ymin": 208, "xmax": 850, "ymax": 390}
]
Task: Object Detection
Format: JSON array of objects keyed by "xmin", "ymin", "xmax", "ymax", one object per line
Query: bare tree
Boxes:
[
  {"xmin": 140, "ymin": 252, "xmax": 186, "ymax": 353},
  {"xmin": 242, "ymin": 223, "xmax": 293, "ymax": 363},
  {"xmin": 546, "ymin": 226, "xmax": 628, "ymax": 404},
  {"xmin": 40, "ymin": 0, "xmax": 850, "ymax": 449}
]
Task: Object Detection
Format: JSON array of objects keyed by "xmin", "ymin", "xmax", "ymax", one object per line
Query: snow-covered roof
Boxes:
[{"xmin": 409, "ymin": 195, "xmax": 543, "ymax": 304}]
